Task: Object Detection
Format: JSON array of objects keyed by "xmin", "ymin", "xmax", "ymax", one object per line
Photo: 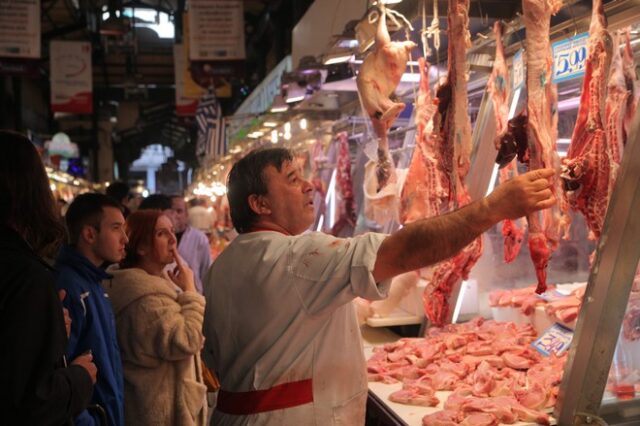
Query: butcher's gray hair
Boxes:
[{"xmin": 227, "ymin": 148, "xmax": 293, "ymax": 233}]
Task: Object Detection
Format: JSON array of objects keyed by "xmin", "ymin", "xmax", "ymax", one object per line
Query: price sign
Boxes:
[
  {"xmin": 532, "ymin": 323, "xmax": 574, "ymax": 356},
  {"xmin": 552, "ymin": 32, "xmax": 589, "ymax": 83},
  {"xmin": 512, "ymin": 49, "xmax": 524, "ymax": 89}
]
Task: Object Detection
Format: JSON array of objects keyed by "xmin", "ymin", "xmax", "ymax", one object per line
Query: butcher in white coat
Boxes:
[{"xmin": 202, "ymin": 148, "xmax": 556, "ymax": 425}]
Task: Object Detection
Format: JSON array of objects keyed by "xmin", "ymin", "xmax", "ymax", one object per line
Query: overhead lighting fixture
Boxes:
[
  {"xmin": 264, "ymin": 121, "xmax": 278, "ymax": 127},
  {"xmin": 270, "ymin": 94, "xmax": 289, "ymax": 112},
  {"xmin": 271, "ymin": 130, "xmax": 278, "ymax": 143},
  {"xmin": 300, "ymin": 118, "xmax": 307, "ymax": 130}
]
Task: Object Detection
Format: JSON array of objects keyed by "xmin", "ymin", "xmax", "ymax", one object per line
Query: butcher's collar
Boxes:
[{"xmin": 249, "ymin": 226, "xmax": 291, "ymax": 236}]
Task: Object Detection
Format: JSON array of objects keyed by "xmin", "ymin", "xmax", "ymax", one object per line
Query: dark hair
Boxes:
[
  {"xmin": 105, "ymin": 181, "xmax": 131, "ymax": 203},
  {"xmin": 227, "ymin": 147, "xmax": 293, "ymax": 233},
  {"xmin": 139, "ymin": 194, "xmax": 172, "ymax": 211},
  {"xmin": 65, "ymin": 193, "xmax": 122, "ymax": 245},
  {"xmin": 120, "ymin": 209, "xmax": 163, "ymax": 268},
  {"xmin": 0, "ymin": 130, "xmax": 65, "ymax": 257}
]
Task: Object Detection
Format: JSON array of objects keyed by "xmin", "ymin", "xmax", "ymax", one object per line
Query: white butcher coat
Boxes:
[{"xmin": 202, "ymin": 230, "xmax": 391, "ymax": 425}]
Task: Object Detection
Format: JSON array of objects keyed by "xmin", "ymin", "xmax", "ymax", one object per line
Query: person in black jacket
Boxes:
[{"xmin": 0, "ymin": 130, "xmax": 97, "ymax": 425}]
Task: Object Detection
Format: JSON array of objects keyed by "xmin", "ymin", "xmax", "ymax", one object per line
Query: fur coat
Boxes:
[{"xmin": 105, "ymin": 268, "xmax": 207, "ymax": 426}]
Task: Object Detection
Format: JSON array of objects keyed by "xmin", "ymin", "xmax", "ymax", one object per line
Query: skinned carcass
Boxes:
[
  {"xmin": 561, "ymin": 0, "xmax": 614, "ymax": 242},
  {"xmin": 522, "ymin": 0, "xmax": 564, "ymax": 294},
  {"xmin": 399, "ymin": 57, "xmax": 441, "ymax": 224},
  {"xmin": 488, "ymin": 21, "xmax": 525, "ymax": 263},
  {"xmin": 331, "ymin": 132, "xmax": 357, "ymax": 236},
  {"xmin": 422, "ymin": 0, "xmax": 483, "ymax": 326},
  {"xmin": 606, "ymin": 31, "xmax": 628, "ymax": 167},
  {"xmin": 357, "ymin": 6, "xmax": 416, "ymax": 136}
]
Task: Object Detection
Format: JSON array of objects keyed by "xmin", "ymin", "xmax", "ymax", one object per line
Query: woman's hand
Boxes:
[{"xmin": 167, "ymin": 248, "xmax": 196, "ymax": 293}]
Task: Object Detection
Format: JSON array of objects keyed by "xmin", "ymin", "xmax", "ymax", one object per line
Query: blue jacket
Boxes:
[{"xmin": 55, "ymin": 245, "xmax": 124, "ymax": 426}]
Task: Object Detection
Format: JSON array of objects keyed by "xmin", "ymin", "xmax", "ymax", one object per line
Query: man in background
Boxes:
[
  {"xmin": 106, "ymin": 181, "xmax": 132, "ymax": 218},
  {"xmin": 56, "ymin": 193, "xmax": 128, "ymax": 426}
]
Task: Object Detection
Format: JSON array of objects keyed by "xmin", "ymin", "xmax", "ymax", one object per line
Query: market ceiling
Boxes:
[{"xmin": 34, "ymin": 0, "xmax": 609, "ymax": 173}]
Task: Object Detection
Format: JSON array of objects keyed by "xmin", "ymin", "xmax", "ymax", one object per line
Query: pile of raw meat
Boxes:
[
  {"xmin": 489, "ymin": 285, "xmax": 586, "ymax": 324},
  {"xmin": 367, "ymin": 318, "xmax": 565, "ymax": 425}
]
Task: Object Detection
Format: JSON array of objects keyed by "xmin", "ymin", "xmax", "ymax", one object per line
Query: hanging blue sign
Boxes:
[{"xmin": 552, "ymin": 32, "xmax": 589, "ymax": 83}]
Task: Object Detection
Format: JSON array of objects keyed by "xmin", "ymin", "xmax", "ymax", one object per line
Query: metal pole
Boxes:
[{"xmin": 556, "ymin": 93, "xmax": 640, "ymax": 424}]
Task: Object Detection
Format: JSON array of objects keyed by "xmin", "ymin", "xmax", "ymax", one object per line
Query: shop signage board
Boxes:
[
  {"xmin": 552, "ymin": 32, "xmax": 589, "ymax": 83},
  {"xmin": 174, "ymin": 43, "xmax": 203, "ymax": 116},
  {"xmin": 0, "ymin": 0, "xmax": 40, "ymax": 59},
  {"xmin": 188, "ymin": 0, "xmax": 246, "ymax": 61},
  {"xmin": 50, "ymin": 41, "xmax": 93, "ymax": 114},
  {"xmin": 512, "ymin": 49, "xmax": 524, "ymax": 89}
]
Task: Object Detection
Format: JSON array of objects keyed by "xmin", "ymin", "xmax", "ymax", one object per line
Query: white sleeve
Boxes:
[{"xmin": 288, "ymin": 232, "xmax": 391, "ymax": 316}]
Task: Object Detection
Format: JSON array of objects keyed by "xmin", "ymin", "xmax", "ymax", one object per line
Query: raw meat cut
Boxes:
[
  {"xmin": 522, "ymin": 0, "xmax": 564, "ymax": 294},
  {"xmin": 330, "ymin": 132, "xmax": 357, "ymax": 236},
  {"xmin": 605, "ymin": 31, "xmax": 629, "ymax": 166},
  {"xmin": 399, "ymin": 57, "xmax": 442, "ymax": 223},
  {"xmin": 356, "ymin": 5, "xmax": 416, "ymax": 134},
  {"xmin": 622, "ymin": 28, "xmax": 638, "ymax": 143},
  {"xmin": 487, "ymin": 21, "xmax": 510, "ymax": 146},
  {"xmin": 487, "ymin": 20, "xmax": 525, "ymax": 263},
  {"xmin": 367, "ymin": 318, "xmax": 562, "ymax": 426},
  {"xmin": 561, "ymin": 0, "xmax": 614, "ymax": 242},
  {"xmin": 389, "ymin": 382, "xmax": 440, "ymax": 407},
  {"xmin": 422, "ymin": 0, "xmax": 483, "ymax": 326}
]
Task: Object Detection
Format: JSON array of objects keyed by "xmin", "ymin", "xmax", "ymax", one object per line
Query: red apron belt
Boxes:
[{"xmin": 217, "ymin": 379, "xmax": 313, "ymax": 415}]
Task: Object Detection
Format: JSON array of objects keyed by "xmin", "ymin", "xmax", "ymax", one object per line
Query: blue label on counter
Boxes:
[{"xmin": 532, "ymin": 323, "xmax": 574, "ymax": 356}]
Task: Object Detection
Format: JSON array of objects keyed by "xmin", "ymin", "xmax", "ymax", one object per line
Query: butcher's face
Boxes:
[{"xmin": 261, "ymin": 161, "xmax": 315, "ymax": 235}]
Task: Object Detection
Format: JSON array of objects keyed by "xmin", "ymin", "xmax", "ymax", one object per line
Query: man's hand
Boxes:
[
  {"xmin": 71, "ymin": 353, "xmax": 97, "ymax": 384},
  {"xmin": 58, "ymin": 289, "xmax": 71, "ymax": 338},
  {"xmin": 485, "ymin": 168, "xmax": 556, "ymax": 220},
  {"xmin": 167, "ymin": 248, "xmax": 196, "ymax": 293}
]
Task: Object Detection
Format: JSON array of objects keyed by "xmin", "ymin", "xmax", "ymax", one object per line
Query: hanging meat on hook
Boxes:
[
  {"xmin": 422, "ymin": 0, "xmax": 483, "ymax": 326},
  {"xmin": 622, "ymin": 28, "xmax": 638, "ymax": 146},
  {"xmin": 331, "ymin": 132, "xmax": 357, "ymax": 236},
  {"xmin": 605, "ymin": 31, "xmax": 628, "ymax": 168},
  {"xmin": 357, "ymin": 5, "xmax": 416, "ymax": 136},
  {"xmin": 522, "ymin": 0, "xmax": 564, "ymax": 294},
  {"xmin": 561, "ymin": 0, "xmax": 614, "ymax": 244},
  {"xmin": 488, "ymin": 20, "xmax": 526, "ymax": 263},
  {"xmin": 399, "ymin": 57, "xmax": 441, "ymax": 224}
]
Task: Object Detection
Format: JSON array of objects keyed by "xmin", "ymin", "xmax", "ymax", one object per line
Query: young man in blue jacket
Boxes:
[{"xmin": 56, "ymin": 193, "xmax": 128, "ymax": 426}]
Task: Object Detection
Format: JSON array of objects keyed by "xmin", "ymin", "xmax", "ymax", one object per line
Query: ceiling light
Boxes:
[
  {"xmin": 271, "ymin": 130, "xmax": 278, "ymax": 143},
  {"xmin": 300, "ymin": 118, "xmax": 307, "ymax": 130},
  {"xmin": 284, "ymin": 122, "xmax": 291, "ymax": 133},
  {"xmin": 264, "ymin": 121, "xmax": 278, "ymax": 127}
]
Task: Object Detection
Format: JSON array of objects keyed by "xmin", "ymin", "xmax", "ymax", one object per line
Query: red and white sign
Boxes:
[
  {"xmin": 174, "ymin": 44, "xmax": 203, "ymax": 116},
  {"xmin": 188, "ymin": 0, "xmax": 246, "ymax": 61},
  {"xmin": 50, "ymin": 40, "xmax": 93, "ymax": 114},
  {"xmin": 0, "ymin": 0, "xmax": 40, "ymax": 59}
]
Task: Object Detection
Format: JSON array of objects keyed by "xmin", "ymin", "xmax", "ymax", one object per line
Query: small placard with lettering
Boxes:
[
  {"xmin": 552, "ymin": 32, "xmax": 589, "ymax": 83},
  {"xmin": 532, "ymin": 323, "xmax": 574, "ymax": 356}
]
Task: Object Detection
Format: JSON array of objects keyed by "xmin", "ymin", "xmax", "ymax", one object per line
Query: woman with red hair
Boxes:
[{"xmin": 105, "ymin": 209, "xmax": 207, "ymax": 425}]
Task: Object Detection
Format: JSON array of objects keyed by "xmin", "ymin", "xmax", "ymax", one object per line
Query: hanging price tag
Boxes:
[
  {"xmin": 532, "ymin": 323, "xmax": 574, "ymax": 356},
  {"xmin": 512, "ymin": 49, "xmax": 525, "ymax": 89},
  {"xmin": 552, "ymin": 32, "xmax": 589, "ymax": 83}
]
